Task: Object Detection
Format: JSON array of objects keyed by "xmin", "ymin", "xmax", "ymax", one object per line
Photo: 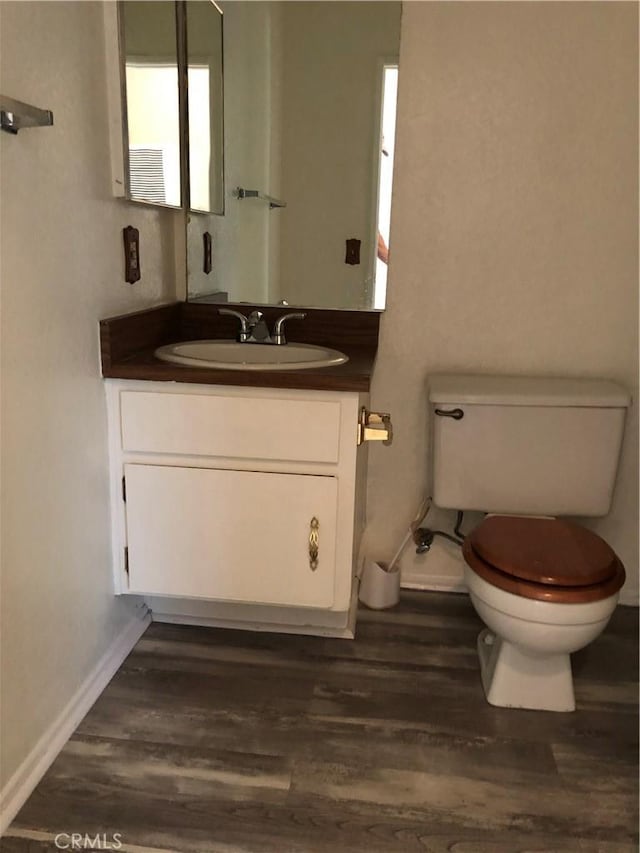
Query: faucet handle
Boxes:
[
  {"xmin": 247, "ymin": 310, "xmax": 264, "ymax": 326},
  {"xmin": 247, "ymin": 310, "xmax": 272, "ymax": 343},
  {"xmin": 273, "ymin": 311, "xmax": 307, "ymax": 345},
  {"xmin": 218, "ymin": 308, "xmax": 250, "ymax": 342}
]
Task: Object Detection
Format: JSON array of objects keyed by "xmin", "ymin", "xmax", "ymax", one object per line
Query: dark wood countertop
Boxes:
[
  {"xmin": 101, "ymin": 345, "xmax": 376, "ymax": 392},
  {"xmin": 100, "ymin": 302, "xmax": 379, "ymax": 392}
]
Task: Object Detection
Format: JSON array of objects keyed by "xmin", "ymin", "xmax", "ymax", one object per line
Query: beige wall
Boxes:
[
  {"xmin": 0, "ymin": 0, "xmax": 178, "ymax": 785},
  {"xmin": 368, "ymin": 1, "xmax": 639, "ymax": 603}
]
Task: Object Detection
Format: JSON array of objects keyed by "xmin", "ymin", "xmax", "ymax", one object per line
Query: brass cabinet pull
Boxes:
[{"xmin": 309, "ymin": 516, "xmax": 319, "ymax": 571}]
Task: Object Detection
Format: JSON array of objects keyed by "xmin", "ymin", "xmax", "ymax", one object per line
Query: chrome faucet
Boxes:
[
  {"xmin": 218, "ymin": 308, "xmax": 251, "ymax": 342},
  {"xmin": 246, "ymin": 310, "xmax": 271, "ymax": 343},
  {"xmin": 218, "ymin": 308, "xmax": 272, "ymax": 343},
  {"xmin": 218, "ymin": 308, "xmax": 306, "ymax": 345},
  {"xmin": 273, "ymin": 312, "xmax": 306, "ymax": 345}
]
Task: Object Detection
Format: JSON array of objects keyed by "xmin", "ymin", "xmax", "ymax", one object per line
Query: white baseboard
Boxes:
[
  {"xmin": 152, "ymin": 611, "xmax": 356, "ymax": 639},
  {"xmin": 148, "ymin": 578, "xmax": 360, "ymax": 639},
  {"xmin": 152, "ymin": 581, "xmax": 359, "ymax": 640},
  {"xmin": 401, "ymin": 576, "xmax": 467, "ymax": 593},
  {"xmin": 0, "ymin": 605, "xmax": 151, "ymax": 836},
  {"xmin": 398, "ymin": 537, "xmax": 466, "ymax": 594}
]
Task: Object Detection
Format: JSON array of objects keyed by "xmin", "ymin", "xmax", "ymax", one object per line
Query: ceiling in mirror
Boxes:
[{"xmin": 187, "ymin": 1, "xmax": 401, "ymax": 311}]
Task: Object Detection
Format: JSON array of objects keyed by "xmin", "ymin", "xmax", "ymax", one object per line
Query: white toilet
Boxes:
[{"xmin": 428, "ymin": 374, "xmax": 630, "ymax": 712}]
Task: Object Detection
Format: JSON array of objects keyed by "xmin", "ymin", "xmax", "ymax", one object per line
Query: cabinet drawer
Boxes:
[
  {"xmin": 124, "ymin": 464, "xmax": 337, "ymax": 607},
  {"xmin": 120, "ymin": 391, "xmax": 342, "ymax": 462}
]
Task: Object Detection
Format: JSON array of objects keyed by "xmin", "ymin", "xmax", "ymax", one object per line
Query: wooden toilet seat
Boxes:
[{"xmin": 463, "ymin": 516, "xmax": 626, "ymax": 603}]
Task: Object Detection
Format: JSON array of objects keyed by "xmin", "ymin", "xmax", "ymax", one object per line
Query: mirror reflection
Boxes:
[
  {"xmin": 186, "ymin": 0, "xmax": 225, "ymax": 214},
  {"xmin": 187, "ymin": 1, "xmax": 401, "ymax": 311},
  {"xmin": 121, "ymin": 1, "xmax": 182, "ymax": 207}
]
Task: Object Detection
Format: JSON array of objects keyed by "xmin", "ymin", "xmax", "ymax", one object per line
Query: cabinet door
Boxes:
[{"xmin": 124, "ymin": 464, "xmax": 338, "ymax": 608}]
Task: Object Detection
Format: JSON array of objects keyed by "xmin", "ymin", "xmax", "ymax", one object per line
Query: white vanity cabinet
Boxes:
[
  {"xmin": 124, "ymin": 464, "xmax": 338, "ymax": 607},
  {"xmin": 106, "ymin": 380, "xmax": 368, "ymax": 636}
]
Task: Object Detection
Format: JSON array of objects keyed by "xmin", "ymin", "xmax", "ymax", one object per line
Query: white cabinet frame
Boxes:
[{"xmin": 105, "ymin": 380, "xmax": 369, "ymax": 634}]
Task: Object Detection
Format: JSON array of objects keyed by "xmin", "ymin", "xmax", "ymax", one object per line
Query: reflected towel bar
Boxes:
[{"xmin": 236, "ymin": 187, "xmax": 286, "ymax": 209}]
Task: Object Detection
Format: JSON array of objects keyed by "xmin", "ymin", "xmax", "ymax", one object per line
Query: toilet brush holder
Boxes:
[{"xmin": 359, "ymin": 561, "xmax": 400, "ymax": 610}]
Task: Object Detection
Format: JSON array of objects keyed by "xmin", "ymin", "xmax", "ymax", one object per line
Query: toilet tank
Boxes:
[{"xmin": 429, "ymin": 374, "xmax": 630, "ymax": 517}]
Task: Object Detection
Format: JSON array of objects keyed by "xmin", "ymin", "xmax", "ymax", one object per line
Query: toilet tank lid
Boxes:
[{"xmin": 428, "ymin": 374, "xmax": 631, "ymax": 408}]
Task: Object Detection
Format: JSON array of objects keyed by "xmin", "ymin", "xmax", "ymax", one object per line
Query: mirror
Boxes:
[
  {"xmin": 119, "ymin": 0, "xmax": 225, "ymax": 213},
  {"xmin": 186, "ymin": 0, "xmax": 225, "ymax": 214},
  {"xmin": 187, "ymin": 1, "xmax": 401, "ymax": 311},
  {"xmin": 120, "ymin": 1, "xmax": 182, "ymax": 207}
]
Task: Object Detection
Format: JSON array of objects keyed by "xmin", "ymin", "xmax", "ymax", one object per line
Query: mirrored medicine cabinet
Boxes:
[
  {"xmin": 116, "ymin": 1, "xmax": 401, "ymax": 311},
  {"xmin": 118, "ymin": 0, "xmax": 223, "ymax": 213}
]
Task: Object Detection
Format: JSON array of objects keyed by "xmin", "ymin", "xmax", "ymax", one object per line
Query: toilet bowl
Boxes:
[
  {"xmin": 462, "ymin": 515, "xmax": 625, "ymax": 712},
  {"xmin": 428, "ymin": 372, "xmax": 630, "ymax": 713}
]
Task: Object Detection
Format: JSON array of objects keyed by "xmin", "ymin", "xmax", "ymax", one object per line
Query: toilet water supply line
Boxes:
[
  {"xmin": 373, "ymin": 495, "xmax": 432, "ymax": 575},
  {"xmin": 413, "ymin": 507, "xmax": 466, "ymax": 553},
  {"xmin": 386, "ymin": 495, "xmax": 433, "ymax": 571},
  {"xmin": 386, "ymin": 497, "xmax": 467, "ymax": 573},
  {"xmin": 357, "ymin": 496, "xmax": 431, "ymax": 579},
  {"xmin": 361, "ymin": 497, "xmax": 466, "ymax": 577}
]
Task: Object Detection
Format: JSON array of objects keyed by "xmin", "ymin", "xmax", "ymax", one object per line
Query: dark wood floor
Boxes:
[{"xmin": 4, "ymin": 592, "xmax": 639, "ymax": 852}]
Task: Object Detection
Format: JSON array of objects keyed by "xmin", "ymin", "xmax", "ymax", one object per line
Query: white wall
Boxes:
[
  {"xmin": 367, "ymin": 1, "xmax": 639, "ymax": 604},
  {"xmin": 0, "ymin": 0, "xmax": 178, "ymax": 785}
]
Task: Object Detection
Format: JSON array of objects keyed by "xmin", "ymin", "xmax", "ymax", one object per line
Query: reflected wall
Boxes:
[{"xmin": 187, "ymin": 1, "xmax": 401, "ymax": 310}]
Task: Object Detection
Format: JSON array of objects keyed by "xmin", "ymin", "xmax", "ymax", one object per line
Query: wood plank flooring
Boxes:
[{"xmin": 4, "ymin": 592, "xmax": 638, "ymax": 852}]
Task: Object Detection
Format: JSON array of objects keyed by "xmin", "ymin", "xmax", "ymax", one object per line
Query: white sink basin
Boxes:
[{"xmin": 155, "ymin": 340, "xmax": 349, "ymax": 371}]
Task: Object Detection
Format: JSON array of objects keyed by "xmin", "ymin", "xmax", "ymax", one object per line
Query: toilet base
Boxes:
[{"xmin": 477, "ymin": 629, "xmax": 576, "ymax": 712}]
